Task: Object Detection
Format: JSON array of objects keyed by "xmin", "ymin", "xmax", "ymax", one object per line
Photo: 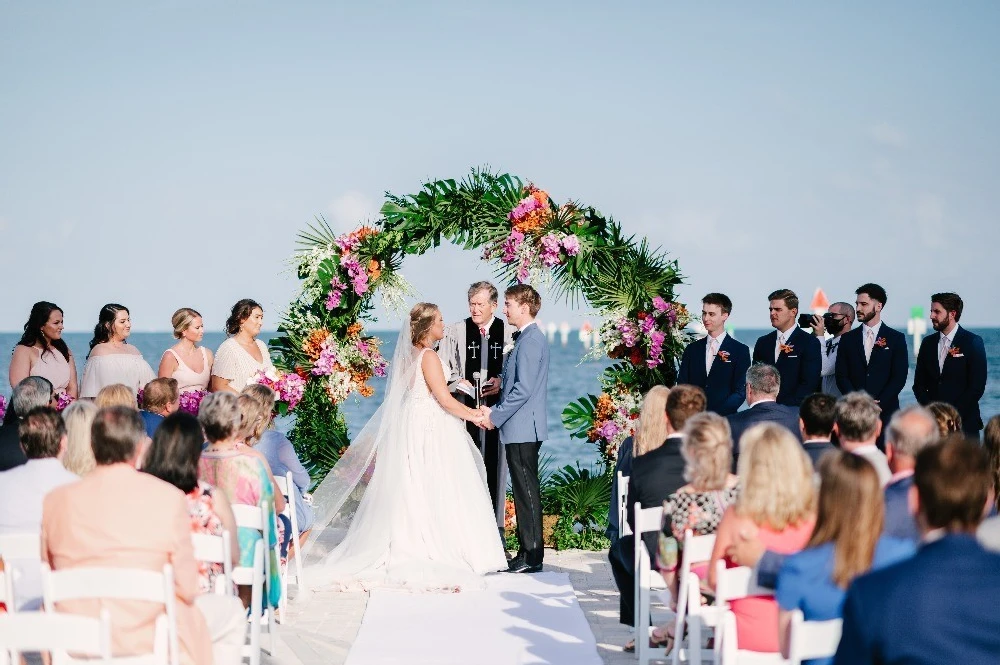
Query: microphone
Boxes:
[{"xmin": 472, "ymin": 371, "xmax": 482, "ymax": 408}]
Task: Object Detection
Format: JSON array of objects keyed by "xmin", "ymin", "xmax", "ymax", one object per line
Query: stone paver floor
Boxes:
[{"xmin": 262, "ymin": 548, "xmax": 660, "ymax": 665}]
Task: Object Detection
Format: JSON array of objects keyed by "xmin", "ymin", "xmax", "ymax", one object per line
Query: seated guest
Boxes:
[
  {"xmin": 61, "ymin": 399, "xmax": 99, "ymax": 476},
  {"xmin": 883, "ymin": 406, "xmax": 938, "ymax": 542},
  {"xmin": 243, "ymin": 383, "xmax": 316, "ymax": 534},
  {"xmin": 926, "ymin": 401, "xmax": 963, "ymax": 439},
  {"xmin": 833, "ymin": 440, "xmax": 1000, "ymax": 664},
  {"xmin": 0, "ymin": 407, "xmax": 78, "ymax": 609},
  {"xmin": 198, "ymin": 392, "xmax": 283, "ymax": 610},
  {"xmin": 40, "ymin": 406, "xmax": 245, "ymax": 665},
  {"xmin": 976, "ymin": 415, "xmax": 1000, "ymax": 551},
  {"xmin": 142, "ymin": 412, "xmax": 241, "ymax": 596},
  {"xmin": 708, "ymin": 423, "xmax": 816, "ymax": 654},
  {"xmin": 727, "ymin": 363, "xmax": 801, "ymax": 466},
  {"xmin": 614, "ymin": 384, "xmax": 702, "ymax": 650},
  {"xmin": 94, "ymin": 382, "xmax": 138, "ymax": 409},
  {"xmin": 654, "ymin": 412, "xmax": 739, "ymax": 643},
  {"xmin": 798, "ymin": 393, "xmax": 837, "ymax": 468},
  {"xmin": 776, "ymin": 452, "xmax": 915, "ymax": 664},
  {"xmin": 834, "ymin": 392, "xmax": 890, "ymax": 486},
  {"xmin": 140, "ymin": 377, "xmax": 180, "ymax": 438},
  {"xmin": 0, "ymin": 376, "xmax": 54, "ymax": 471}
]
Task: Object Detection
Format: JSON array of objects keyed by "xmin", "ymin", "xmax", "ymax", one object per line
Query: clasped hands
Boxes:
[{"xmin": 470, "ymin": 405, "xmax": 496, "ymax": 430}]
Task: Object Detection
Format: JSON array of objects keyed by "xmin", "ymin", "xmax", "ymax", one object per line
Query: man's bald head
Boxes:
[{"xmin": 887, "ymin": 406, "xmax": 939, "ymax": 459}]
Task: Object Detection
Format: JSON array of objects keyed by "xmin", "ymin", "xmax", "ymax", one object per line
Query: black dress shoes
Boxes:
[{"xmin": 507, "ymin": 557, "xmax": 543, "ymax": 574}]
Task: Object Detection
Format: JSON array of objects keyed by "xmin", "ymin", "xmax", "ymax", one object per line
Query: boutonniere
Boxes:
[
  {"xmin": 779, "ymin": 343, "xmax": 794, "ymax": 355},
  {"xmin": 948, "ymin": 346, "xmax": 962, "ymax": 358},
  {"xmin": 875, "ymin": 337, "xmax": 887, "ymax": 348},
  {"xmin": 717, "ymin": 350, "xmax": 731, "ymax": 363},
  {"xmin": 503, "ymin": 342, "xmax": 515, "ymax": 355}
]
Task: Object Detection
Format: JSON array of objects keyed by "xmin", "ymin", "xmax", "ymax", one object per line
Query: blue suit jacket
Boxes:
[
  {"xmin": 726, "ymin": 401, "xmax": 802, "ymax": 465},
  {"xmin": 489, "ymin": 322, "xmax": 550, "ymax": 444},
  {"xmin": 752, "ymin": 327, "xmax": 822, "ymax": 406},
  {"xmin": 834, "ymin": 534, "xmax": 1000, "ymax": 665},
  {"xmin": 882, "ymin": 474, "xmax": 918, "ymax": 543},
  {"xmin": 835, "ymin": 323, "xmax": 909, "ymax": 421},
  {"xmin": 913, "ymin": 326, "xmax": 988, "ymax": 433},
  {"xmin": 677, "ymin": 334, "xmax": 751, "ymax": 416}
]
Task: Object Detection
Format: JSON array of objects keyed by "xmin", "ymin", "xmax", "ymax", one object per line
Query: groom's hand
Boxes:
[{"xmin": 478, "ymin": 406, "xmax": 495, "ymax": 430}]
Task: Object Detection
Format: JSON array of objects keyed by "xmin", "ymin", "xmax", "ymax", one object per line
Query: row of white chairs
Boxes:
[{"xmin": 623, "ymin": 485, "xmax": 842, "ymax": 665}]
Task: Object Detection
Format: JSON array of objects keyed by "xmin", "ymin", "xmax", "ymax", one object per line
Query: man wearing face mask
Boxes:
[{"xmin": 810, "ymin": 302, "xmax": 855, "ymax": 397}]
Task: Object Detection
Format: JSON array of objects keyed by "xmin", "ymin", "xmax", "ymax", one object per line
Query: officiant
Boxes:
[{"xmin": 442, "ymin": 281, "xmax": 515, "ymax": 531}]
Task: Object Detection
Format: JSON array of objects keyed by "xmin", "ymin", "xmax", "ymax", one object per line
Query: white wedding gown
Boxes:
[{"xmin": 308, "ymin": 347, "xmax": 508, "ymax": 591}]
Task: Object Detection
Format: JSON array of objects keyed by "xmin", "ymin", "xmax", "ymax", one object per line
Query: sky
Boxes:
[{"xmin": 2, "ymin": 2, "xmax": 999, "ymax": 333}]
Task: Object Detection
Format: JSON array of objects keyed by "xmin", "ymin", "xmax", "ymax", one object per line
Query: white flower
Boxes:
[{"xmin": 503, "ymin": 342, "xmax": 515, "ymax": 355}]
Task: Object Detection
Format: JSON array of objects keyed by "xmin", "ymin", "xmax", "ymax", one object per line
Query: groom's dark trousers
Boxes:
[{"xmin": 506, "ymin": 441, "xmax": 543, "ymax": 566}]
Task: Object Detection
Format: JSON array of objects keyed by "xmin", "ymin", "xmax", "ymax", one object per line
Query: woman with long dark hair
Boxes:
[
  {"xmin": 79, "ymin": 303, "xmax": 155, "ymax": 398},
  {"xmin": 210, "ymin": 299, "xmax": 275, "ymax": 393},
  {"xmin": 9, "ymin": 301, "xmax": 78, "ymax": 398}
]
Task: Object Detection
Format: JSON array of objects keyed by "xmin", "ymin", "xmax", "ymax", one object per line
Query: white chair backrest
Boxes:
[
  {"xmin": 273, "ymin": 474, "xmax": 289, "ymax": 498},
  {"xmin": 635, "ymin": 503, "xmax": 663, "ymax": 536},
  {"xmin": 232, "ymin": 503, "xmax": 265, "ymax": 531},
  {"xmin": 0, "ymin": 609, "xmax": 112, "ymax": 663},
  {"xmin": 787, "ymin": 609, "xmax": 842, "ymax": 664},
  {"xmin": 616, "ymin": 472, "xmax": 631, "ymax": 537},
  {"xmin": 0, "ymin": 532, "xmax": 41, "ymax": 560},
  {"xmin": 714, "ymin": 560, "xmax": 769, "ymax": 605},
  {"xmin": 42, "ymin": 563, "xmax": 179, "ymax": 665},
  {"xmin": 191, "ymin": 530, "xmax": 234, "ymax": 597}
]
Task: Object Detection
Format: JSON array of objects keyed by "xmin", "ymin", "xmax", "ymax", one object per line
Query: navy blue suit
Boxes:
[
  {"xmin": 835, "ymin": 323, "xmax": 909, "ymax": 425},
  {"xmin": 678, "ymin": 334, "xmax": 751, "ymax": 416},
  {"xmin": 726, "ymin": 401, "xmax": 801, "ymax": 466},
  {"xmin": 913, "ymin": 326, "xmax": 988, "ymax": 434},
  {"xmin": 834, "ymin": 534, "xmax": 1000, "ymax": 665},
  {"xmin": 752, "ymin": 327, "xmax": 821, "ymax": 406},
  {"xmin": 882, "ymin": 474, "xmax": 918, "ymax": 543}
]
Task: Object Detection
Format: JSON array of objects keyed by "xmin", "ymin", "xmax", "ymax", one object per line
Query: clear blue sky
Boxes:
[{"xmin": 2, "ymin": 2, "xmax": 998, "ymax": 332}]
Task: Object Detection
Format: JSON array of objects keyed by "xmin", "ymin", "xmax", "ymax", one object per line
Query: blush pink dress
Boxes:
[{"xmin": 162, "ymin": 348, "xmax": 211, "ymax": 393}]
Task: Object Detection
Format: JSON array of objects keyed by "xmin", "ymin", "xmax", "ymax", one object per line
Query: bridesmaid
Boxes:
[
  {"xmin": 79, "ymin": 304, "xmax": 156, "ymax": 398},
  {"xmin": 8, "ymin": 302, "xmax": 78, "ymax": 399},
  {"xmin": 211, "ymin": 299, "xmax": 275, "ymax": 393},
  {"xmin": 159, "ymin": 308, "xmax": 213, "ymax": 393}
]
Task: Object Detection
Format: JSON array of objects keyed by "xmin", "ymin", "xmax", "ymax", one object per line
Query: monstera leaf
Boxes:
[{"xmin": 562, "ymin": 394, "xmax": 600, "ymax": 441}]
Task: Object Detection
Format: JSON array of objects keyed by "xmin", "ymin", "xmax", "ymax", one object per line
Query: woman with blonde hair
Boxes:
[
  {"xmin": 708, "ymin": 422, "xmax": 816, "ymax": 654},
  {"xmin": 158, "ymin": 308, "xmax": 213, "ymax": 394},
  {"xmin": 94, "ymin": 383, "xmax": 137, "ymax": 409},
  {"xmin": 776, "ymin": 452, "xmax": 914, "ymax": 664},
  {"xmin": 61, "ymin": 400, "xmax": 98, "ymax": 476}
]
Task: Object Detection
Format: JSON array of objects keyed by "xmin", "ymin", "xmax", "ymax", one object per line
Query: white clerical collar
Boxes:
[
  {"xmin": 518, "ymin": 321, "xmax": 537, "ymax": 334},
  {"xmin": 863, "ymin": 320, "xmax": 882, "ymax": 337}
]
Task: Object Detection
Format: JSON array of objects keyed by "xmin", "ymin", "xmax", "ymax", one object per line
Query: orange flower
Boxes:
[
  {"xmin": 367, "ymin": 259, "xmax": 381, "ymax": 281},
  {"xmin": 779, "ymin": 343, "xmax": 794, "ymax": 355},
  {"xmin": 346, "ymin": 323, "xmax": 363, "ymax": 338},
  {"xmin": 512, "ymin": 208, "xmax": 551, "ymax": 233},
  {"xmin": 358, "ymin": 383, "xmax": 375, "ymax": 398},
  {"xmin": 594, "ymin": 393, "xmax": 616, "ymax": 421},
  {"xmin": 357, "ymin": 226, "xmax": 378, "ymax": 240},
  {"xmin": 302, "ymin": 328, "xmax": 330, "ymax": 360}
]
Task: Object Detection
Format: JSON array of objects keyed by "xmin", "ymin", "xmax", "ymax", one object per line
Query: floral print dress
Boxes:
[
  {"xmin": 185, "ymin": 481, "xmax": 226, "ymax": 594},
  {"xmin": 658, "ymin": 485, "xmax": 740, "ymax": 572},
  {"xmin": 198, "ymin": 450, "xmax": 282, "ymax": 608}
]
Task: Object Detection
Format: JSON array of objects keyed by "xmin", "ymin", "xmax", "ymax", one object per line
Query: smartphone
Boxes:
[{"xmin": 798, "ymin": 313, "xmax": 815, "ymax": 329}]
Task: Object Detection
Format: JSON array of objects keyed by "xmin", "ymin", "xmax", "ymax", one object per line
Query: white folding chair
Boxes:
[
  {"xmin": 191, "ymin": 530, "xmax": 235, "ymax": 597},
  {"xmin": 0, "ymin": 609, "xmax": 112, "ymax": 665},
  {"xmin": 617, "ymin": 472, "xmax": 632, "ymax": 537},
  {"xmin": 42, "ymin": 563, "xmax": 179, "ymax": 665},
  {"xmin": 273, "ymin": 472, "xmax": 305, "ymax": 610},
  {"xmin": 670, "ymin": 530, "xmax": 718, "ymax": 665},
  {"xmin": 0, "ymin": 532, "xmax": 41, "ymax": 611},
  {"xmin": 786, "ymin": 609, "xmax": 842, "ymax": 665},
  {"xmin": 633, "ymin": 503, "xmax": 671, "ymax": 665},
  {"xmin": 713, "ymin": 561, "xmax": 784, "ymax": 665},
  {"xmin": 231, "ymin": 502, "xmax": 276, "ymax": 665}
]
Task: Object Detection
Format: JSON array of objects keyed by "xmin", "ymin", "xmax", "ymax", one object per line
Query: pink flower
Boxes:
[
  {"xmin": 500, "ymin": 230, "xmax": 524, "ymax": 264},
  {"xmin": 55, "ymin": 392, "xmax": 75, "ymax": 412},
  {"xmin": 352, "ymin": 272, "xmax": 369, "ymax": 295},
  {"xmin": 652, "ymin": 296, "xmax": 669, "ymax": 314},
  {"xmin": 178, "ymin": 390, "xmax": 207, "ymax": 415},
  {"xmin": 326, "ymin": 276, "xmax": 348, "ymax": 311},
  {"xmin": 517, "ymin": 261, "xmax": 530, "ymax": 283},
  {"xmin": 561, "ymin": 234, "xmax": 580, "ymax": 256},
  {"xmin": 539, "ymin": 233, "xmax": 563, "ymax": 267},
  {"xmin": 312, "ymin": 343, "xmax": 339, "ymax": 376},
  {"xmin": 639, "ymin": 316, "xmax": 657, "ymax": 335},
  {"xmin": 597, "ymin": 420, "xmax": 621, "ymax": 440},
  {"xmin": 0, "ymin": 395, "xmax": 5, "ymax": 421}
]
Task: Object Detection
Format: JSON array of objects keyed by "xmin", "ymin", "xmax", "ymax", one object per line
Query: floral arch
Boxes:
[{"xmin": 270, "ymin": 169, "xmax": 690, "ymax": 478}]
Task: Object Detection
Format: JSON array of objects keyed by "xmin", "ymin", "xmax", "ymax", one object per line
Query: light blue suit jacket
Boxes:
[{"xmin": 489, "ymin": 322, "xmax": 549, "ymax": 444}]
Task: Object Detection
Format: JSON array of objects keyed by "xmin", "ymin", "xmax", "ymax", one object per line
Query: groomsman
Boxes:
[
  {"xmin": 752, "ymin": 289, "xmax": 821, "ymax": 406},
  {"xmin": 913, "ymin": 292, "xmax": 988, "ymax": 436},
  {"xmin": 835, "ymin": 284, "xmax": 908, "ymax": 446},
  {"xmin": 678, "ymin": 293, "xmax": 751, "ymax": 415}
]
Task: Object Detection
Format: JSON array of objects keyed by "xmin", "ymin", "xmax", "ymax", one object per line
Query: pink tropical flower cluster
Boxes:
[
  {"xmin": 55, "ymin": 392, "xmax": 75, "ymax": 412},
  {"xmin": 597, "ymin": 298, "xmax": 691, "ymax": 369},
  {"xmin": 0, "ymin": 395, "xmax": 5, "ymax": 421},
  {"xmin": 178, "ymin": 390, "xmax": 207, "ymax": 415},
  {"xmin": 326, "ymin": 276, "xmax": 348, "ymax": 311},
  {"xmin": 341, "ymin": 253, "xmax": 369, "ymax": 295},
  {"xmin": 250, "ymin": 369, "xmax": 306, "ymax": 411}
]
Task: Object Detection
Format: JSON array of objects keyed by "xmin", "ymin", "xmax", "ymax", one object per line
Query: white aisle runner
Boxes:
[{"xmin": 345, "ymin": 572, "xmax": 603, "ymax": 665}]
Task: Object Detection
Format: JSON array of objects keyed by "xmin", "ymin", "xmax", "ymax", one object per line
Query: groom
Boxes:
[{"xmin": 482, "ymin": 284, "xmax": 549, "ymax": 574}]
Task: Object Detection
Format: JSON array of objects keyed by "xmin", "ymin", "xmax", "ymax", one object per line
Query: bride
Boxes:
[{"xmin": 306, "ymin": 302, "xmax": 509, "ymax": 590}]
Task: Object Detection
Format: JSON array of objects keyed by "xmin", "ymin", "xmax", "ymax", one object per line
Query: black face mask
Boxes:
[{"xmin": 824, "ymin": 314, "xmax": 845, "ymax": 336}]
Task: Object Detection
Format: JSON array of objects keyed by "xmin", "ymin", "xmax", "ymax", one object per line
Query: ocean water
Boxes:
[{"xmin": 3, "ymin": 328, "xmax": 1000, "ymax": 470}]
